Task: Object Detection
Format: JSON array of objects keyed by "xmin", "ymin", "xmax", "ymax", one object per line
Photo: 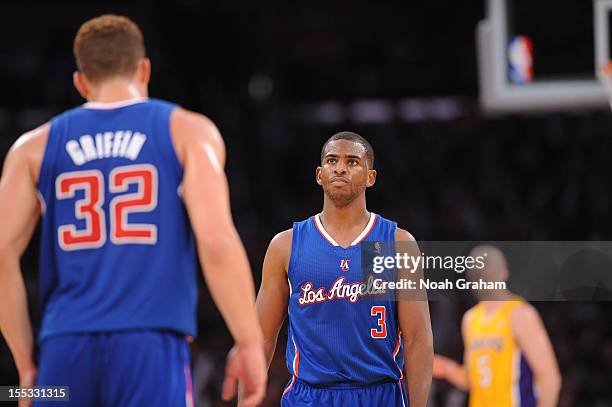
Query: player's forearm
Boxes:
[
  {"xmin": 403, "ymin": 331, "xmax": 433, "ymax": 407},
  {"xmin": 198, "ymin": 231, "xmax": 263, "ymax": 346},
  {"xmin": 445, "ymin": 363, "xmax": 469, "ymax": 390},
  {"xmin": 256, "ymin": 292, "xmax": 287, "ymax": 370},
  {"xmin": 0, "ymin": 253, "xmax": 35, "ymax": 373},
  {"xmin": 534, "ymin": 373, "xmax": 561, "ymax": 407},
  {"xmin": 263, "ymin": 338, "xmax": 278, "ymax": 369}
]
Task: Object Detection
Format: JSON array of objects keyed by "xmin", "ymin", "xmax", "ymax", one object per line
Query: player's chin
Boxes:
[
  {"xmin": 324, "ymin": 187, "xmax": 348, "ymax": 197},
  {"xmin": 324, "ymin": 189, "xmax": 358, "ymax": 205}
]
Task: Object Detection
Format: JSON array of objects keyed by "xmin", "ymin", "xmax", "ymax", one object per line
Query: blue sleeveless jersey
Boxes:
[
  {"xmin": 37, "ymin": 99, "xmax": 197, "ymax": 340},
  {"xmin": 285, "ymin": 213, "xmax": 404, "ymax": 388}
]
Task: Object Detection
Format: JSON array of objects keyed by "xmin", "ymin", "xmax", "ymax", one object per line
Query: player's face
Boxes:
[
  {"xmin": 316, "ymin": 139, "xmax": 376, "ymax": 206},
  {"xmin": 468, "ymin": 245, "xmax": 509, "ymax": 300}
]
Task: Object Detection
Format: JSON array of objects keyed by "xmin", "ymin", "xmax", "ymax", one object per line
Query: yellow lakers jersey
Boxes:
[{"xmin": 465, "ymin": 299, "xmax": 536, "ymax": 407}]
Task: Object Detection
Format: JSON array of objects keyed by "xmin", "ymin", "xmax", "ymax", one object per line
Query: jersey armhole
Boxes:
[
  {"xmin": 162, "ymin": 104, "xmax": 184, "ymax": 182},
  {"xmin": 507, "ymin": 301, "xmax": 527, "ymax": 338},
  {"xmin": 37, "ymin": 119, "xmax": 60, "ymax": 212},
  {"xmin": 390, "ymin": 221, "xmax": 398, "ymax": 243},
  {"xmin": 287, "ymin": 222, "xmax": 301, "ymax": 280},
  {"xmin": 463, "ymin": 307, "xmax": 478, "ymax": 336}
]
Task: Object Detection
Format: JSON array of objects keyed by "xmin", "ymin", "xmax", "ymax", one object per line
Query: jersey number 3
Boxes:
[
  {"xmin": 56, "ymin": 164, "xmax": 158, "ymax": 251},
  {"xmin": 370, "ymin": 306, "xmax": 388, "ymax": 338}
]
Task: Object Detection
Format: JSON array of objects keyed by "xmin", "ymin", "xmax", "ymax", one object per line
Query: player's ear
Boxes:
[
  {"xmin": 137, "ymin": 58, "xmax": 151, "ymax": 86},
  {"xmin": 366, "ymin": 169, "xmax": 377, "ymax": 188},
  {"xmin": 315, "ymin": 166, "xmax": 323, "ymax": 185},
  {"xmin": 73, "ymin": 71, "xmax": 90, "ymax": 100}
]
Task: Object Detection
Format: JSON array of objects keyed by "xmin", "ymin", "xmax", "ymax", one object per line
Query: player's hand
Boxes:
[
  {"xmin": 18, "ymin": 363, "xmax": 37, "ymax": 407},
  {"xmin": 221, "ymin": 342, "xmax": 266, "ymax": 407},
  {"xmin": 432, "ymin": 354, "xmax": 457, "ymax": 379}
]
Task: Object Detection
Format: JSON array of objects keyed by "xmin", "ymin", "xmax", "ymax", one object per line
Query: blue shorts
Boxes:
[
  {"xmin": 281, "ymin": 377, "xmax": 409, "ymax": 407},
  {"xmin": 34, "ymin": 329, "xmax": 195, "ymax": 407}
]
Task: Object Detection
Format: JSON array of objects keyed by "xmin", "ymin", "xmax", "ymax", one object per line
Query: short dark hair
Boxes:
[
  {"xmin": 74, "ymin": 15, "xmax": 145, "ymax": 84},
  {"xmin": 321, "ymin": 131, "xmax": 374, "ymax": 168}
]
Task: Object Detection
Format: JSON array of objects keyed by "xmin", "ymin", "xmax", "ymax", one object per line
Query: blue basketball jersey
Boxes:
[
  {"xmin": 285, "ymin": 213, "xmax": 404, "ymax": 388},
  {"xmin": 37, "ymin": 98, "xmax": 198, "ymax": 341}
]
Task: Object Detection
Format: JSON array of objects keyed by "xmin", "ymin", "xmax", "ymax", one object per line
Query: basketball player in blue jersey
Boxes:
[
  {"xmin": 0, "ymin": 15, "xmax": 265, "ymax": 407},
  {"xmin": 256, "ymin": 132, "xmax": 433, "ymax": 406}
]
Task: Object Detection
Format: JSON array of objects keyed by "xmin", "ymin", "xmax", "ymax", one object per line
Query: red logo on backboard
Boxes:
[{"xmin": 340, "ymin": 259, "xmax": 351, "ymax": 272}]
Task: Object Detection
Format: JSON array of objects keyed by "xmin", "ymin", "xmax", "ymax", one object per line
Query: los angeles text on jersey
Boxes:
[
  {"xmin": 297, "ymin": 275, "xmax": 387, "ymax": 305},
  {"xmin": 65, "ymin": 130, "xmax": 147, "ymax": 165},
  {"xmin": 373, "ymin": 278, "xmax": 507, "ymax": 290}
]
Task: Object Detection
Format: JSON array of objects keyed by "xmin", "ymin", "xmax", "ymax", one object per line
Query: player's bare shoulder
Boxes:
[
  {"xmin": 395, "ymin": 227, "xmax": 421, "ymax": 259},
  {"xmin": 395, "ymin": 227, "xmax": 416, "ymax": 242},
  {"xmin": 269, "ymin": 228, "xmax": 293, "ymax": 254},
  {"xmin": 460, "ymin": 306, "xmax": 478, "ymax": 340},
  {"xmin": 264, "ymin": 229, "xmax": 293, "ymax": 275},
  {"xmin": 6, "ymin": 122, "xmax": 50, "ymax": 182},
  {"xmin": 463, "ymin": 306, "xmax": 477, "ymax": 326},
  {"xmin": 510, "ymin": 301, "xmax": 543, "ymax": 335},
  {"xmin": 169, "ymin": 108, "xmax": 225, "ymax": 167}
]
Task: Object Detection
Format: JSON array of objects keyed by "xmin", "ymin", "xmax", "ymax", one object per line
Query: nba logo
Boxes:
[
  {"xmin": 374, "ymin": 242, "xmax": 382, "ymax": 254},
  {"xmin": 508, "ymin": 36, "xmax": 533, "ymax": 84},
  {"xmin": 340, "ymin": 259, "xmax": 351, "ymax": 272}
]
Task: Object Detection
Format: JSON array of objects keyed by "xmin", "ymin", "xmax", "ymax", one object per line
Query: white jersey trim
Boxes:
[
  {"xmin": 36, "ymin": 190, "xmax": 47, "ymax": 216},
  {"xmin": 314, "ymin": 213, "xmax": 338, "ymax": 246},
  {"xmin": 314, "ymin": 212, "xmax": 377, "ymax": 247},
  {"xmin": 350, "ymin": 212, "xmax": 377, "ymax": 246},
  {"xmin": 82, "ymin": 97, "xmax": 149, "ymax": 110}
]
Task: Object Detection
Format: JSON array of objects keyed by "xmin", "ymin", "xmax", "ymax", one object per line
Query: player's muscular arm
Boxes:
[
  {"xmin": 172, "ymin": 108, "xmax": 257, "ymax": 343},
  {"xmin": 255, "ymin": 230, "xmax": 291, "ymax": 368},
  {"xmin": 396, "ymin": 228, "xmax": 433, "ymax": 407},
  {"xmin": 0, "ymin": 124, "xmax": 47, "ymax": 398},
  {"xmin": 171, "ymin": 109, "xmax": 265, "ymax": 406},
  {"xmin": 512, "ymin": 305, "xmax": 561, "ymax": 407},
  {"xmin": 432, "ymin": 310, "xmax": 471, "ymax": 390}
]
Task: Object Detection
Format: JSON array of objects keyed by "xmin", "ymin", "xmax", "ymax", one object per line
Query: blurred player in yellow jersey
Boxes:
[{"xmin": 433, "ymin": 246, "xmax": 561, "ymax": 407}]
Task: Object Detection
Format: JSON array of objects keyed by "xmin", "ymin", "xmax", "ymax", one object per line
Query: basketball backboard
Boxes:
[{"xmin": 478, "ymin": 0, "xmax": 612, "ymax": 112}]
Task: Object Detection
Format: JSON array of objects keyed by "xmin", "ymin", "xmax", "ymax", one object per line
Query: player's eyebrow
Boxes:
[{"xmin": 323, "ymin": 153, "xmax": 363, "ymax": 160}]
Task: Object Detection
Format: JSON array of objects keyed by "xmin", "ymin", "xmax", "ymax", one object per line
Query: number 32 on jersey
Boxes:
[{"xmin": 55, "ymin": 164, "xmax": 158, "ymax": 251}]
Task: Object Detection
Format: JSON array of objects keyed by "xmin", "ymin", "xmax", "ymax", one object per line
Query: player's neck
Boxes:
[
  {"xmin": 320, "ymin": 194, "xmax": 369, "ymax": 232},
  {"xmin": 480, "ymin": 290, "xmax": 513, "ymax": 308},
  {"xmin": 87, "ymin": 80, "xmax": 147, "ymax": 103}
]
